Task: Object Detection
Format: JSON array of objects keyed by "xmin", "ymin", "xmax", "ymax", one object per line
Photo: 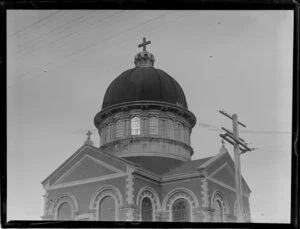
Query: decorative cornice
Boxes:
[
  {"xmin": 162, "ymin": 171, "xmax": 205, "ymax": 182},
  {"xmin": 51, "ymin": 154, "xmax": 124, "ymax": 187},
  {"xmin": 41, "ymin": 144, "xmax": 139, "ymax": 186},
  {"xmin": 46, "ymin": 173, "xmax": 127, "ymax": 190},
  {"xmin": 94, "ymin": 100, "xmax": 196, "ymax": 128},
  {"xmin": 101, "ymin": 136, "xmax": 194, "ymax": 156}
]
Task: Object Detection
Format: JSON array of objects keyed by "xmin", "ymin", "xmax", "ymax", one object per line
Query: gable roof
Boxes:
[
  {"xmin": 42, "ymin": 144, "xmax": 251, "ymax": 194},
  {"xmin": 41, "ymin": 144, "xmax": 139, "ymax": 186},
  {"xmin": 201, "ymin": 150, "xmax": 251, "ymax": 193}
]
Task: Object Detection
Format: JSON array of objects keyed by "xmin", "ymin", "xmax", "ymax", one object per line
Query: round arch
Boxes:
[
  {"xmin": 89, "ymin": 185, "xmax": 123, "ymax": 220},
  {"xmin": 136, "ymin": 186, "xmax": 161, "ymax": 221},
  {"xmin": 162, "ymin": 187, "xmax": 199, "ymax": 222},
  {"xmin": 211, "ymin": 190, "xmax": 229, "ymax": 222},
  {"xmin": 50, "ymin": 193, "xmax": 78, "ymax": 220}
]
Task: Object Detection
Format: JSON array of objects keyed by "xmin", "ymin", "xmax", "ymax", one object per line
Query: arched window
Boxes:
[
  {"xmin": 149, "ymin": 117, "xmax": 158, "ymax": 135},
  {"xmin": 99, "ymin": 196, "xmax": 116, "ymax": 221},
  {"xmin": 178, "ymin": 123, "xmax": 184, "ymax": 141},
  {"xmin": 106, "ymin": 124, "xmax": 113, "ymax": 141},
  {"xmin": 172, "ymin": 198, "xmax": 190, "ymax": 222},
  {"xmin": 131, "ymin": 117, "xmax": 140, "ymax": 135},
  {"xmin": 184, "ymin": 127, "xmax": 189, "ymax": 144},
  {"xmin": 214, "ymin": 199, "xmax": 223, "ymax": 222},
  {"xmin": 57, "ymin": 202, "xmax": 72, "ymax": 220},
  {"xmin": 100, "ymin": 128, "xmax": 105, "ymax": 145},
  {"xmin": 167, "ymin": 120, "xmax": 174, "ymax": 139},
  {"xmin": 141, "ymin": 197, "xmax": 153, "ymax": 221},
  {"xmin": 115, "ymin": 120, "xmax": 124, "ymax": 138}
]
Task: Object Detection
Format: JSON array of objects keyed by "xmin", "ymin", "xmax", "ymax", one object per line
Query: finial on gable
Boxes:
[
  {"xmin": 84, "ymin": 130, "xmax": 94, "ymax": 146},
  {"xmin": 220, "ymin": 139, "xmax": 228, "ymax": 153}
]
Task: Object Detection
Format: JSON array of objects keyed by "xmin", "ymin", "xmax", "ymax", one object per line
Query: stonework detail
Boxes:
[
  {"xmin": 200, "ymin": 178, "xmax": 210, "ymax": 222},
  {"xmin": 136, "ymin": 186, "xmax": 161, "ymax": 211},
  {"xmin": 89, "ymin": 185, "xmax": 123, "ymax": 220},
  {"xmin": 201, "ymin": 178, "xmax": 209, "ymax": 207},
  {"xmin": 126, "ymin": 173, "xmax": 134, "ymax": 204},
  {"xmin": 136, "ymin": 186, "xmax": 161, "ymax": 221},
  {"xmin": 162, "ymin": 187, "xmax": 199, "ymax": 222},
  {"xmin": 134, "ymin": 51, "xmax": 155, "ymax": 67},
  {"xmin": 49, "ymin": 193, "xmax": 78, "ymax": 219},
  {"xmin": 211, "ymin": 190, "xmax": 228, "ymax": 213},
  {"xmin": 211, "ymin": 190, "xmax": 228, "ymax": 222},
  {"xmin": 124, "ymin": 166, "xmax": 135, "ymax": 220},
  {"xmin": 43, "ymin": 191, "xmax": 49, "ymax": 216}
]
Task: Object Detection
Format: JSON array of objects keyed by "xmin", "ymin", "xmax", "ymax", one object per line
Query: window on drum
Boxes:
[{"xmin": 131, "ymin": 117, "xmax": 141, "ymax": 135}]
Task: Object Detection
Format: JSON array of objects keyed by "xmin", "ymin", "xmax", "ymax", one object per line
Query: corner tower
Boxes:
[{"xmin": 94, "ymin": 38, "xmax": 196, "ymax": 170}]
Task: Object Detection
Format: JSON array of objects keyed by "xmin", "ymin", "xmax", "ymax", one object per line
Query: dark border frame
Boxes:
[{"xmin": 1, "ymin": 0, "xmax": 299, "ymax": 228}]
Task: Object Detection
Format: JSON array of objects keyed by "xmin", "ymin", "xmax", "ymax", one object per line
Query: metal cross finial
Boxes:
[
  {"xmin": 86, "ymin": 130, "xmax": 92, "ymax": 140},
  {"xmin": 138, "ymin": 37, "xmax": 151, "ymax": 52},
  {"xmin": 221, "ymin": 139, "xmax": 225, "ymax": 147}
]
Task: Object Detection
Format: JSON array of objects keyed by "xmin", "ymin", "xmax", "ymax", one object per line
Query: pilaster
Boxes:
[
  {"xmin": 200, "ymin": 176, "xmax": 210, "ymax": 222},
  {"xmin": 124, "ymin": 165, "xmax": 136, "ymax": 221}
]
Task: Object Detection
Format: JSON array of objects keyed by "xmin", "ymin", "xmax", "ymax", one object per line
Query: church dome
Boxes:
[
  {"xmin": 94, "ymin": 38, "xmax": 196, "ymax": 162},
  {"xmin": 102, "ymin": 67, "xmax": 188, "ymax": 109}
]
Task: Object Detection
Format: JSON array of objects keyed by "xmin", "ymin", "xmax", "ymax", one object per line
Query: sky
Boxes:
[{"xmin": 6, "ymin": 10, "xmax": 293, "ymax": 223}]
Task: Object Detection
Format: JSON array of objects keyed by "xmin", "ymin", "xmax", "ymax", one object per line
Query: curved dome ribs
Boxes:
[
  {"xmin": 101, "ymin": 67, "xmax": 188, "ymax": 110},
  {"xmin": 94, "ymin": 47, "xmax": 197, "ymax": 161}
]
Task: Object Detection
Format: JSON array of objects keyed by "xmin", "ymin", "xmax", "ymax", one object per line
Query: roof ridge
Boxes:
[{"xmin": 161, "ymin": 156, "xmax": 214, "ymax": 176}]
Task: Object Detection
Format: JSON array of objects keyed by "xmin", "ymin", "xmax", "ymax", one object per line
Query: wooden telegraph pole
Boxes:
[{"xmin": 219, "ymin": 110, "xmax": 253, "ymax": 222}]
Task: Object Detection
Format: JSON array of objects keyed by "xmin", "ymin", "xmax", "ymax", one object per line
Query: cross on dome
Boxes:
[
  {"xmin": 134, "ymin": 37, "xmax": 155, "ymax": 67},
  {"xmin": 138, "ymin": 37, "xmax": 151, "ymax": 52}
]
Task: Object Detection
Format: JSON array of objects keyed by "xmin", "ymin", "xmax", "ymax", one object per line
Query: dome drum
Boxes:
[
  {"xmin": 96, "ymin": 107, "xmax": 194, "ymax": 161},
  {"xmin": 101, "ymin": 136, "xmax": 194, "ymax": 161},
  {"xmin": 94, "ymin": 100, "xmax": 196, "ymax": 128}
]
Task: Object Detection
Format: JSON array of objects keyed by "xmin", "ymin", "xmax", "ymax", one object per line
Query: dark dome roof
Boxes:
[{"xmin": 102, "ymin": 67, "xmax": 188, "ymax": 109}]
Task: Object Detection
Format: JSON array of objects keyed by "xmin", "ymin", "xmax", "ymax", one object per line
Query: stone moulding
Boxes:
[
  {"xmin": 89, "ymin": 185, "xmax": 123, "ymax": 220},
  {"xmin": 162, "ymin": 187, "xmax": 199, "ymax": 222},
  {"xmin": 94, "ymin": 100, "xmax": 196, "ymax": 128},
  {"xmin": 48, "ymin": 192, "xmax": 78, "ymax": 220}
]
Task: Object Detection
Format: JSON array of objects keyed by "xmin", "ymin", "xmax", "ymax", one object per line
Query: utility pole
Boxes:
[{"xmin": 219, "ymin": 110, "xmax": 253, "ymax": 222}]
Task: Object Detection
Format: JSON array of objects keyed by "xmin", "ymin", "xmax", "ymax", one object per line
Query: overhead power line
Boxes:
[
  {"xmin": 17, "ymin": 11, "xmax": 98, "ymax": 58},
  {"xmin": 11, "ymin": 10, "xmax": 61, "ymax": 37},
  {"xmin": 197, "ymin": 122, "xmax": 292, "ymax": 135},
  {"xmin": 8, "ymin": 11, "xmax": 172, "ymax": 88}
]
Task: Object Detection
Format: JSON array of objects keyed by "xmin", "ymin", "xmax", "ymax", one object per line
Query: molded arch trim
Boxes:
[
  {"xmin": 136, "ymin": 186, "xmax": 161, "ymax": 211},
  {"xmin": 50, "ymin": 193, "xmax": 78, "ymax": 219},
  {"xmin": 162, "ymin": 187, "xmax": 199, "ymax": 211}
]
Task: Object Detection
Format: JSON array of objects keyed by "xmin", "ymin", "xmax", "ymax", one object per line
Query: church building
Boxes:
[{"xmin": 41, "ymin": 38, "xmax": 251, "ymax": 222}]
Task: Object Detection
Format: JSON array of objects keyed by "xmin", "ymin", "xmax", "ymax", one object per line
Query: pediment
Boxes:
[
  {"xmin": 54, "ymin": 155, "xmax": 124, "ymax": 186},
  {"xmin": 207, "ymin": 154, "xmax": 251, "ymax": 195},
  {"xmin": 209, "ymin": 162, "xmax": 236, "ymax": 188}
]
